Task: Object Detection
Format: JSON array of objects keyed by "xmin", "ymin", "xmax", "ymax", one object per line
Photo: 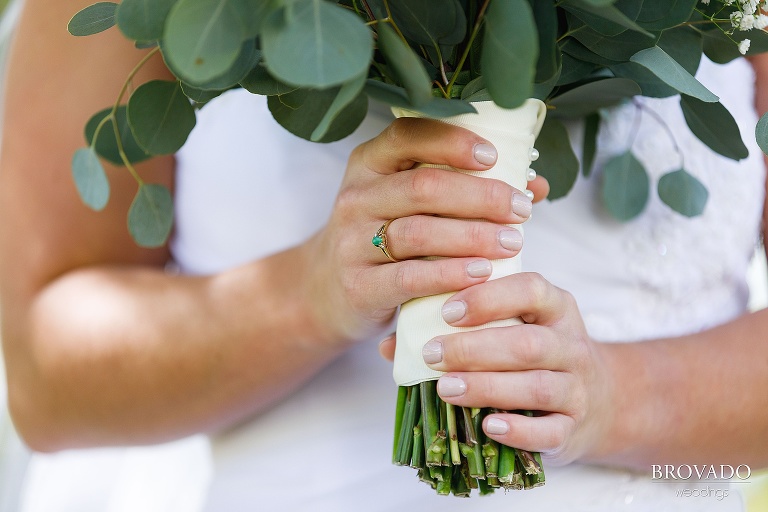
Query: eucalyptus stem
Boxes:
[
  {"xmin": 445, "ymin": 0, "xmax": 489, "ymax": 97},
  {"xmin": 446, "ymin": 403, "xmax": 461, "ymax": 465}
]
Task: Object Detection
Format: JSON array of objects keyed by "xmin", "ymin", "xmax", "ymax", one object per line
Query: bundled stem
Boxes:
[{"xmin": 393, "ymin": 383, "xmax": 545, "ymax": 496}]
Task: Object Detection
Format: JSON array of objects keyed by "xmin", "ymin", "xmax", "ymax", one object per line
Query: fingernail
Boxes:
[
  {"xmin": 422, "ymin": 338, "xmax": 443, "ymax": 364},
  {"xmin": 486, "ymin": 417, "xmax": 510, "ymax": 435},
  {"xmin": 474, "ymin": 143, "xmax": 497, "ymax": 166},
  {"xmin": 438, "ymin": 376, "xmax": 466, "ymax": 397},
  {"xmin": 498, "ymin": 229, "xmax": 523, "ymax": 251},
  {"xmin": 466, "ymin": 259, "xmax": 492, "ymax": 278},
  {"xmin": 441, "ymin": 300, "xmax": 466, "ymax": 323},
  {"xmin": 512, "ymin": 192, "xmax": 532, "ymax": 219}
]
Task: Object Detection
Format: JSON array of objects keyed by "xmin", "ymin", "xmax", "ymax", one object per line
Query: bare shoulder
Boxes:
[{"xmin": 0, "ymin": 0, "xmax": 176, "ymax": 301}]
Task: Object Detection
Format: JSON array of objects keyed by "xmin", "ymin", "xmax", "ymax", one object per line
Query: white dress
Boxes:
[{"xmin": 16, "ymin": 57, "xmax": 764, "ymax": 512}]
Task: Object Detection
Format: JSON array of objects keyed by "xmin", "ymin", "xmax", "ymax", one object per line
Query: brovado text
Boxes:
[{"xmin": 652, "ymin": 464, "xmax": 752, "ymax": 480}]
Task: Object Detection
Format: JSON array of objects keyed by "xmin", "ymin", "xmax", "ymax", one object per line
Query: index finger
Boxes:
[{"xmin": 356, "ymin": 117, "xmax": 498, "ymax": 176}]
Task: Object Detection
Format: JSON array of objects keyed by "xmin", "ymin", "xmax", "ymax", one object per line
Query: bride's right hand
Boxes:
[{"xmin": 300, "ymin": 117, "xmax": 542, "ymax": 347}]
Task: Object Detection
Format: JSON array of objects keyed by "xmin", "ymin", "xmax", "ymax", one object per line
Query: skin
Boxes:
[
  {"xmin": 380, "ymin": 55, "xmax": 768, "ymax": 471},
  {"xmin": 0, "ymin": 0, "xmax": 544, "ymax": 451}
]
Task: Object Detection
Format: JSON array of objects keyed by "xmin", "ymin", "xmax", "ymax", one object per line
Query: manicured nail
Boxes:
[
  {"xmin": 474, "ymin": 143, "xmax": 497, "ymax": 166},
  {"xmin": 441, "ymin": 300, "xmax": 466, "ymax": 323},
  {"xmin": 512, "ymin": 192, "xmax": 532, "ymax": 219},
  {"xmin": 486, "ymin": 417, "xmax": 510, "ymax": 435},
  {"xmin": 422, "ymin": 338, "xmax": 443, "ymax": 364},
  {"xmin": 466, "ymin": 259, "xmax": 492, "ymax": 278},
  {"xmin": 438, "ymin": 376, "xmax": 466, "ymax": 397},
  {"xmin": 498, "ymin": 229, "xmax": 523, "ymax": 251}
]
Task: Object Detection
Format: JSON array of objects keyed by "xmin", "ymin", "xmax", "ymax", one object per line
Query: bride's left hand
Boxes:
[{"xmin": 380, "ymin": 272, "xmax": 616, "ymax": 466}]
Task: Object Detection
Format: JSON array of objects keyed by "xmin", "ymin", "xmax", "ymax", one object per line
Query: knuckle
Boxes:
[
  {"xmin": 450, "ymin": 336, "xmax": 474, "ymax": 369},
  {"xmin": 482, "ymin": 179, "xmax": 511, "ymax": 215},
  {"xmin": 407, "ymin": 168, "xmax": 442, "ymax": 204},
  {"xmin": 393, "ymin": 262, "xmax": 419, "ymax": 295},
  {"xmin": 521, "ymin": 272, "xmax": 549, "ymax": 309},
  {"xmin": 396, "ymin": 216, "xmax": 427, "ymax": 253},
  {"xmin": 334, "ymin": 186, "xmax": 361, "ymax": 217},
  {"xmin": 517, "ymin": 330, "xmax": 543, "ymax": 367},
  {"xmin": 544, "ymin": 420, "xmax": 568, "ymax": 452},
  {"xmin": 465, "ymin": 222, "xmax": 487, "ymax": 252},
  {"xmin": 532, "ymin": 371, "xmax": 556, "ymax": 409}
]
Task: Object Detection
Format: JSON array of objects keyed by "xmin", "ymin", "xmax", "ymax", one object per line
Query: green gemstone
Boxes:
[{"xmin": 372, "ymin": 235, "xmax": 383, "ymax": 247}]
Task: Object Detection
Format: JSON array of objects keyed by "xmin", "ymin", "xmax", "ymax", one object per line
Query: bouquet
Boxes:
[{"xmin": 67, "ymin": 0, "xmax": 768, "ymax": 496}]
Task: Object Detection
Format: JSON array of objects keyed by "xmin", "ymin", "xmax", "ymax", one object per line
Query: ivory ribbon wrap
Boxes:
[{"xmin": 392, "ymin": 99, "xmax": 547, "ymax": 386}]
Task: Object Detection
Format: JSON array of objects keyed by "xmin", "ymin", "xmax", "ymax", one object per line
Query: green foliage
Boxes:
[
  {"xmin": 128, "ymin": 184, "xmax": 174, "ymax": 248},
  {"xmin": 127, "ymin": 80, "xmax": 197, "ymax": 155},
  {"xmin": 68, "ymin": 2, "xmax": 117, "ymax": 36},
  {"xmin": 657, "ymin": 169, "xmax": 708, "ymax": 217},
  {"xmin": 72, "ymin": 148, "xmax": 110, "ymax": 210},
  {"xmin": 601, "ymin": 151, "xmax": 649, "ymax": 221},
  {"xmin": 68, "ymin": 0, "xmax": 768, "ymax": 244}
]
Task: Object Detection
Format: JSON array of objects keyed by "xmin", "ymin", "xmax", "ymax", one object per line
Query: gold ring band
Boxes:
[{"xmin": 372, "ymin": 219, "xmax": 398, "ymax": 262}]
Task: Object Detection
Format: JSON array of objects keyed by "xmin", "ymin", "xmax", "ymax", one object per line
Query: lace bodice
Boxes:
[{"xmin": 524, "ymin": 56, "xmax": 765, "ymax": 343}]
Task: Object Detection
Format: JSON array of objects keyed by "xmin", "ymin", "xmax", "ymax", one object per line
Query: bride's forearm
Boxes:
[
  {"xmin": 591, "ymin": 308, "xmax": 768, "ymax": 469},
  {"xmin": 5, "ymin": 246, "xmax": 343, "ymax": 452}
]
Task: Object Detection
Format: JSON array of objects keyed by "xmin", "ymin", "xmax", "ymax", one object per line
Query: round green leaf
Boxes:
[
  {"xmin": 482, "ymin": 0, "xmax": 538, "ymax": 109},
  {"xmin": 262, "ymin": 0, "xmax": 372, "ymax": 88},
  {"xmin": 680, "ymin": 95, "xmax": 748, "ymax": 160},
  {"xmin": 267, "ymin": 87, "xmax": 368, "ymax": 143},
  {"xmin": 128, "ymin": 184, "xmax": 174, "ymax": 248},
  {"xmin": 85, "ymin": 106, "xmax": 152, "ymax": 165},
  {"xmin": 756, "ymin": 111, "xmax": 768, "ymax": 156},
  {"xmin": 68, "ymin": 2, "xmax": 118, "ymax": 36},
  {"xmin": 127, "ymin": 80, "xmax": 197, "ymax": 155},
  {"xmin": 116, "ymin": 0, "xmax": 177, "ymax": 42},
  {"xmin": 72, "ymin": 148, "xmax": 110, "ymax": 211},
  {"xmin": 376, "ymin": 23, "xmax": 432, "ymax": 107},
  {"xmin": 164, "ymin": 0, "xmax": 250, "ymax": 83},
  {"xmin": 163, "ymin": 39, "xmax": 258, "ymax": 91},
  {"xmin": 364, "ymin": 80, "xmax": 476, "ymax": 117},
  {"xmin": 657, "ymin": 169, "xmax": 708, "ymax": 217},
  {"xmin": 239, "ymin": 62, "xmax": 296, "ymax": 96},
  {"xmin": 180, "ymin": 83, "xmax": 225, "ymax": 105},
  {"xmin": 601, "ymin": 151, "xmax": 649, "ymax": 221},
  {"xmin": 374, "ymin": 0, "xmax": 466, "ymax": 45},
  {"xmin": 530, "ymin": 118, "xmax": 579, "ymax": 200}
]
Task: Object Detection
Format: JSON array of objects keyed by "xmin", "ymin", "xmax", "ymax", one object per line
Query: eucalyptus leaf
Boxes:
[
  {"xmin": 72, "ymin": 147, "xmax": 110, "ymax": 211},
  {"xmin": 116, "ymin": 0, "xmax": 177, "ymax": 42},
  {"xmin": 530, "ymin": 118, "xmax": 579, "ymax": 200},
  {"xmin": 557, "ymin": 52, "xmax": 599, "ymax": 85},
  {"xmin": 702, "ymin": 27, "xmax": 768, "ymax": 64},
  {"xmin": 377, "ymin": 23, "xmax": 432, "ymax": 107},
  {"xmin": 364, "ymin": 80, "xmax": 476, "ymax": 117},
  {"xmin": 601, "ymin": 150, "xmax": 649, "ymax": 220},
  {"xmin": 636, "ymin": 0, "xmax": 697, "ymax": 31},
  {"xmin": 530, "ymin": 0, "xmax": 560, "ymax": 83},
  {"xmin": 482, "ymin": 0, "xmax": 538, "ymax": 109},
  {"xmin": 609, "ymin": 62, "xmax": 677, "ymax": 98},
  {"xmin": 180, "ymin": 83, "xmax": 226, "ymax": 105},
  {"xmin": 657, "ymin": 25, "xmax": 702, "ymax": 76},
  {"xmin": 548, "ymin": 78, "xmax": 640, "ymax": 118},
  {"xmin": 562, "ymin": 0, "xmax": 643, "ymax": 37},
  {"xmin": 68, "ymin": 2, "xmax": 117, "ymax": 36},
  {"xmin": 311, "ymin": 75, "xmax": 367, "ymax": 142},
  {"xmin": 573, "ymin": 23, "xmax": 659, "ymax": 61},
  {"xmin": 85, "ymin": 106, "xmax": 152, "ymax": 165},
  {"xmin": 757, "ymin": 111, "xmax": 768, "ymax": 156},
  {"xmin": 370, "ymin": 0, "xmax": 466, "ymax": 45},
  {"xmin": 680, "ymin": 95, "xmax": 748, "ymax": 160},
  {"xmin": 268, "ymin": 87, "xmax": 368, "ymax": 143},
  {"xmin": 128, "ymin": 184, "xmax": 174, "ymax": 248},
  {"xmin": 127, "ymin": 80, "xmax": 197, "ymax": 155},
  {"xmin": 164, "ymin": 0, "xmax": 251, "ymax": 83},
  {"xmin": 582, "ymin": 113, "xmax": 600, "ymax": 177},
  {"xmin": 262, "ymin": 0, "xmax": 372, "ymax": 88},
  {"xmin": 630, "ymin": 46, "xmax": 718, "ymax": 103},
  {"xmin": 657, "ymin": 168, "xmax": 708, "ymax": 217},
  {"xmin": 239, "ymin": 62, "xmax": 296, "ymax": 96},
  {"xmin": 164, "ymin": 40, "xmax": 258, "ymax": 91}
]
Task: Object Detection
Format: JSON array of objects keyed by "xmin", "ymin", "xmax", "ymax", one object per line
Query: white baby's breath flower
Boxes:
[
  {"xmin": 739, "ymin": 38, "xmax": 752, "ymax": 54},
  {"xmin": 755, "ymin": 13, "xmax": 768, "ymax": 29}
]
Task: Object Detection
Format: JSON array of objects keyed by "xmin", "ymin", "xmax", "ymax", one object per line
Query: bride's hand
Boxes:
[
  {"xmin": 380, "ymin": 273, "xmax": 614, "ymax": 465},
  {"xmin": 301, "ymin": 117, "xmax": 547, "ymax": 347}
]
